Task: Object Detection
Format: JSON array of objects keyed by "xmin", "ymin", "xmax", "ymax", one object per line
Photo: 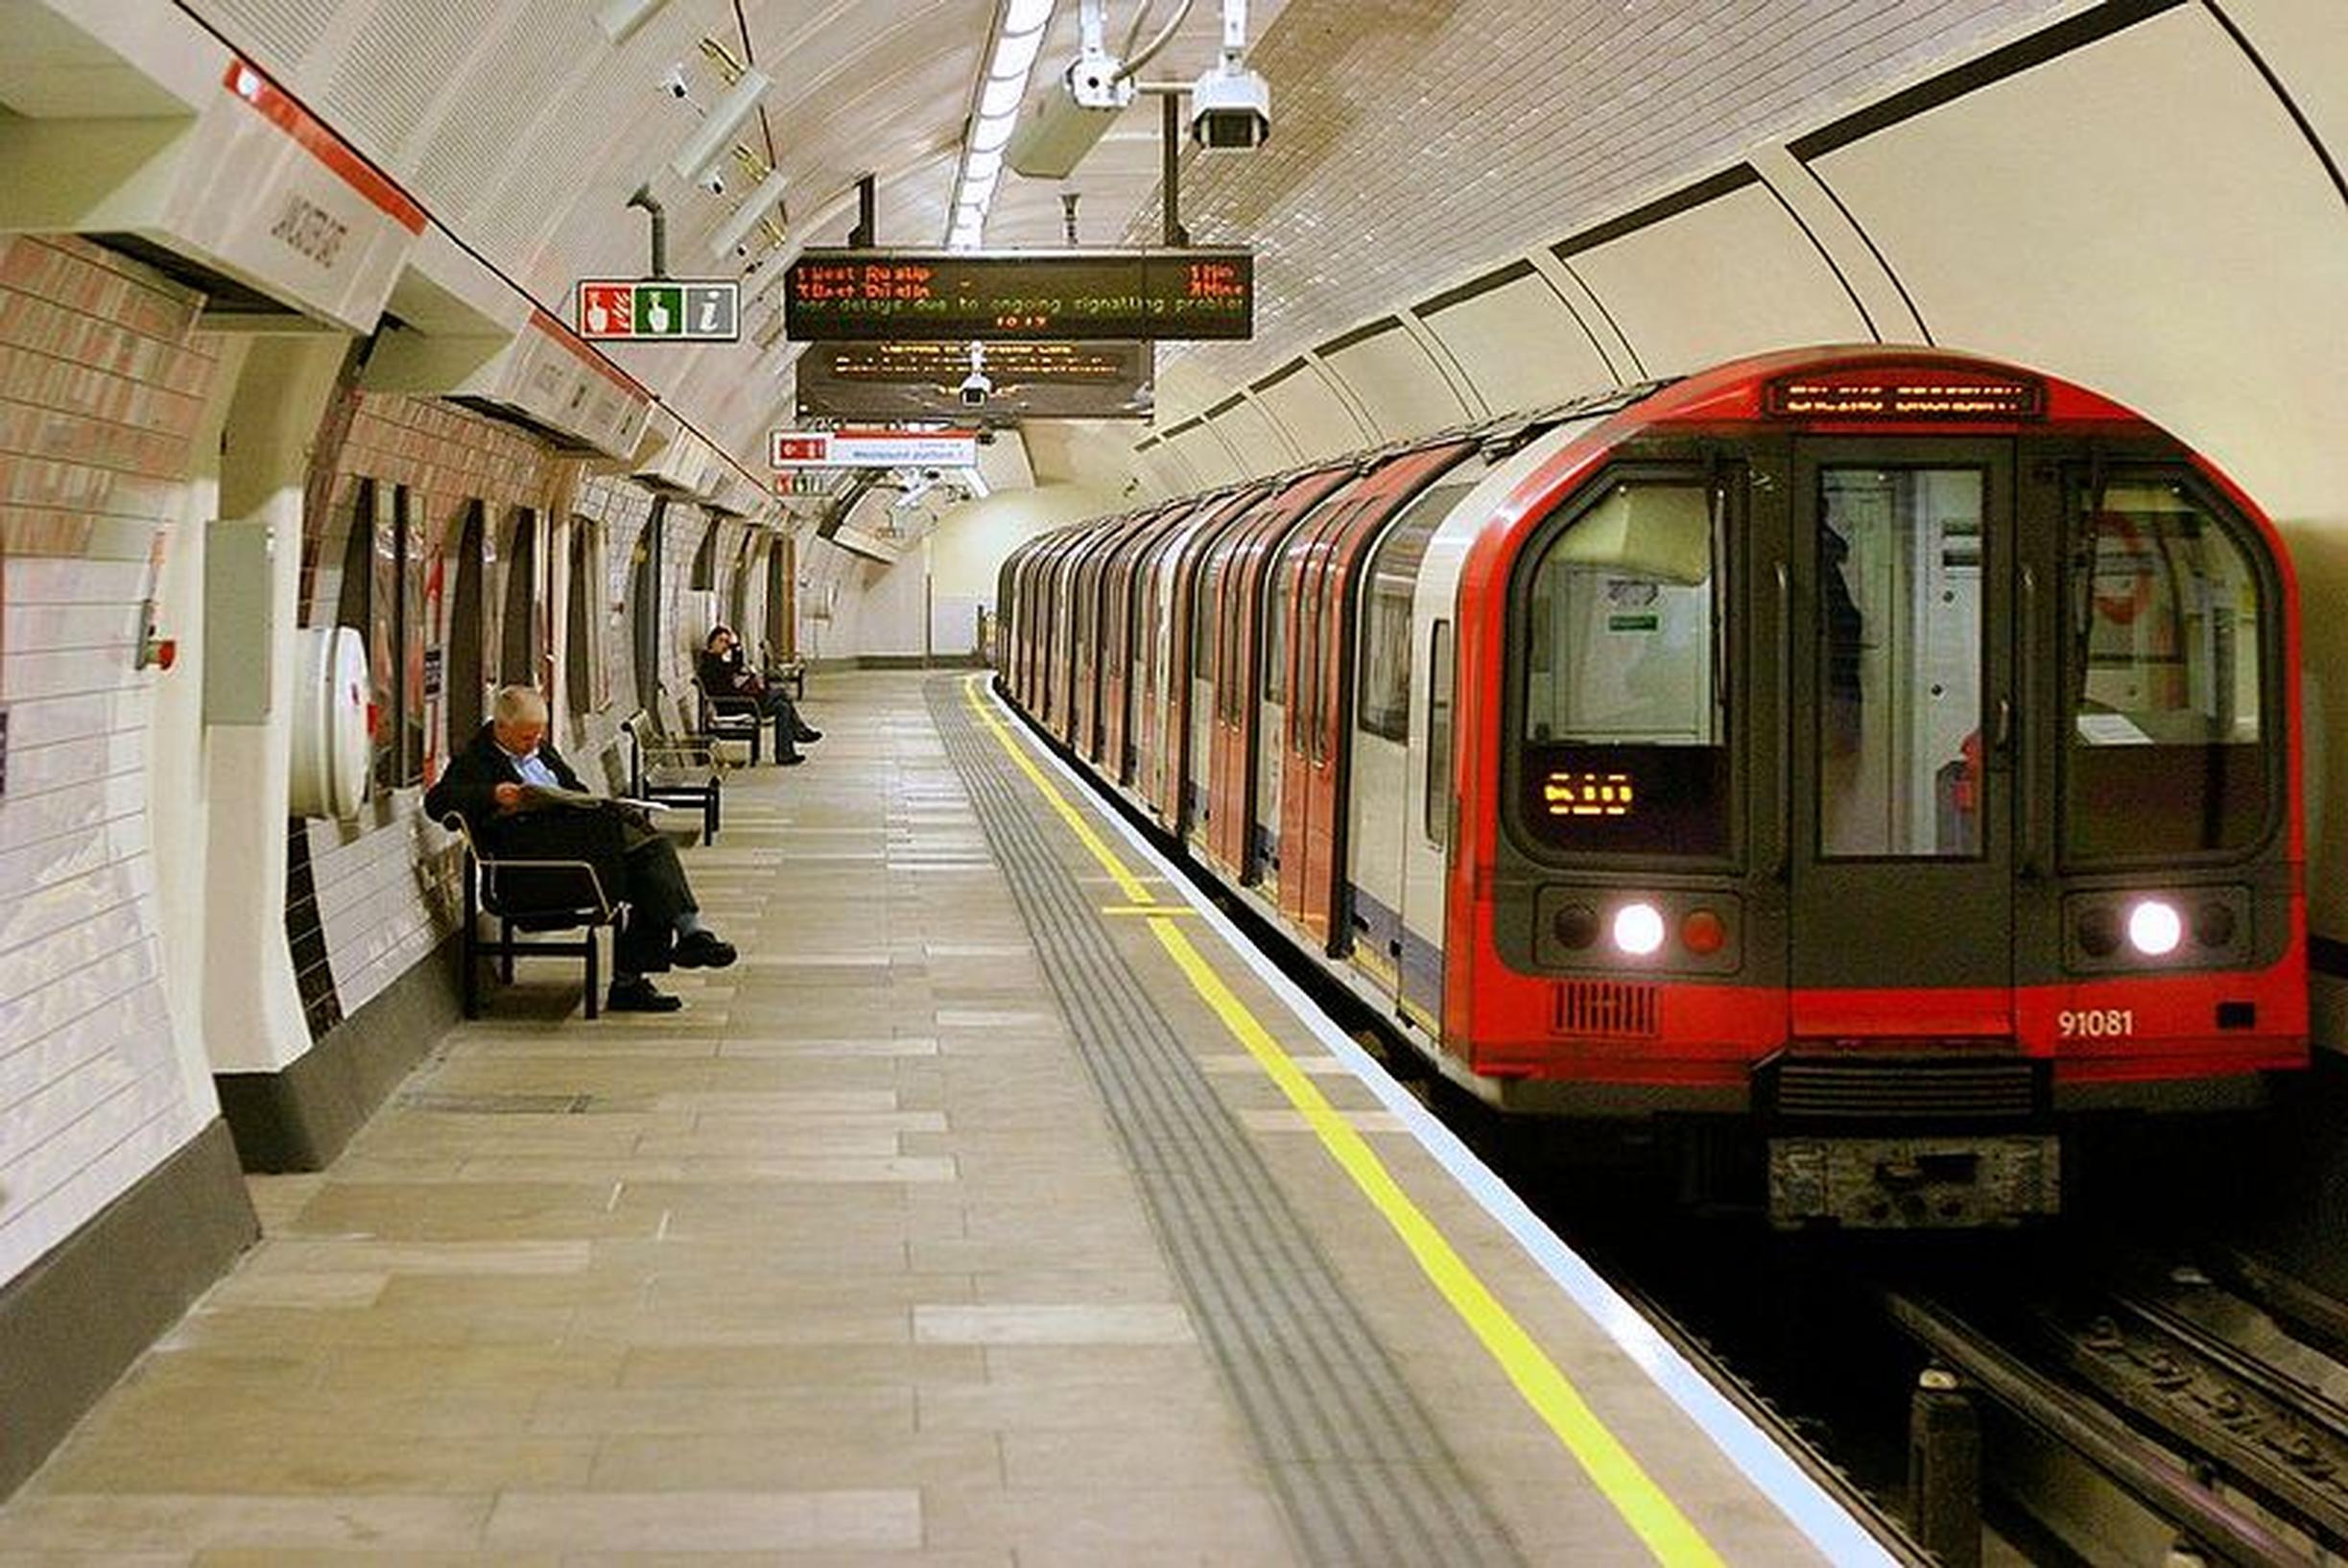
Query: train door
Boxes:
[
  {"xmin": 1100, "ymin": 512, "xmax": 1162, "ymax": 774},
  {"xmin": 1282, "ymin": 443, "xmax": 1476, "ymax": 948},
  {"xmin": 1785, "ymin": 440, "xmax": 2017, "ymax": 1034},
  {"xmin": 1201, "ymin": 473, "xmax": 1346, "ymax": 882},
  {"xmin": 1071, "ymin": 528, "xmax": 1118, "ymax": 756}
]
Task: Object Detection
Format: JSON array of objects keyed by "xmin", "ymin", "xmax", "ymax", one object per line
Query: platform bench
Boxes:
[
  {"xmin": 690, "ymin": 676, "xmax": 765, "ymax": 765},
  {"xmin": 621, "ymin": 710, "xmax": 723, "ymax": 844},
  {"xmin": 442, "ymin": 812, "xmax": 628, "ymax": 1019}
]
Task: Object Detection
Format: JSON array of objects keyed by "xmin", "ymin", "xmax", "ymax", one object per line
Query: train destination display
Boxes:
[{"xmin": 784, "ymin": 249, "xmax": 1251, "ymax": 342}]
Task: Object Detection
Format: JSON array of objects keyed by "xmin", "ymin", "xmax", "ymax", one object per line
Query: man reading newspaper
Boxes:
[{"xmin": 426, "ymin": 685, "xmax": 736, "ymax": 1012}]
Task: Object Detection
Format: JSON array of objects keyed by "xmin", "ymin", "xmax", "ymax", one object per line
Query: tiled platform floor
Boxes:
[{"xmin": 0, "ymin": 673, "xmax": 1844, "ymax": 1565}]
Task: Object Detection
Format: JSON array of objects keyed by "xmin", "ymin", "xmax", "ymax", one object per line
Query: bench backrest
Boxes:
[{"xmin": 439, "ymin": 812, "xmax": 619, "ymax": 924}]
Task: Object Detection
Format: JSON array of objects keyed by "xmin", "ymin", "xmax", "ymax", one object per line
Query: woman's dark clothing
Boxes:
[
  {"xmin": 425, "ymin": 723, "xmax": 696, "ymax": 976},
  {"xmin": 697, "ymin": 650, "xmax": 807, "ymax": 759}
]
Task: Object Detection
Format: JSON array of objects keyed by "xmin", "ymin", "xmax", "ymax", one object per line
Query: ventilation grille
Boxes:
[
  {"xmin": 1553, "ymin": 981, "xmax": 1659, "ymax": 1039},
  {"xmin": 1770, "ymin": 1057, "xmax": 2043, "ymax": 1122}
]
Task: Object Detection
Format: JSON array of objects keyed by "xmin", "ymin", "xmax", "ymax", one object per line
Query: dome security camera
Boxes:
[
  {"xmin": 699, "ymin": 169, "xmax": 725, "ymax": 196},
  {"xmin": 659, "ymin": 64, "xmax": 690, "ymax": 100}
]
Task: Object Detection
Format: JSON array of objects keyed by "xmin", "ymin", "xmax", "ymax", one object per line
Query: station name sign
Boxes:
[
  {"xmin": 783, "ymin": 248, "xmax": 1252, "ymax": 343},
  {"xmin": 770, "ymin": 429, "xmax": 981, "ymax": 469},
  {"xmin": 578, "ymin": 278, "xmax": 740, "ymax": 342}
]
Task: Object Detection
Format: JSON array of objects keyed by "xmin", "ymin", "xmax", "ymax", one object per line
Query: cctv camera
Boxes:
[
  {"xmin": 959, "ymin": 370, "xmax": 992, "ymax": 407},
  {"xmin": 1189, "ymin": 65, "xmax": 1270, "ymax": 151},
  {"xmin": 699, "ymin": 169, "xmax": 726, "ymax": 196},
  {"xmin": 659, "ymin": 64, "xmax": 690, "ymax": 100}
]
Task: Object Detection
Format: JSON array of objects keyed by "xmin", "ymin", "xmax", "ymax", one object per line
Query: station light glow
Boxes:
[
  {"xmin": 2127, "ymin": 899, "xmax": 2184, "ymax": 957},
  {"xmin": 1613, "ymin": 902, "xmax": 1666, "ymax": 958}
]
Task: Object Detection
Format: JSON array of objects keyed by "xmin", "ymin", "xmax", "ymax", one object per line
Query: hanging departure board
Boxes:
[{"xmin": 783, "ymin": 249, "xmax": 1252, "ymax": 342}]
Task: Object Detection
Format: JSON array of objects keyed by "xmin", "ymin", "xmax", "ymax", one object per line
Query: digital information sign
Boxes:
[
  {"xmin": 577, "ymin": 279, "xmax": 740, "ymax": 342},
  {"xmin": 795, "ymin": 341, "xmax": 1153, "ymax": 420},
  {"xmin": 783, "ymin": 249, "xmax": 1251, "ymax": 342}
]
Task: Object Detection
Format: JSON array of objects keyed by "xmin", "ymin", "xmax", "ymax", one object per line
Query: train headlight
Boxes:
[
  {"xmin": 2127, "ymin": 899, "xmax": 2183, "ymax": 957},
  {"xmin": 1613, "ymin": 902, "xmax": 1666, "ymax": 957}
]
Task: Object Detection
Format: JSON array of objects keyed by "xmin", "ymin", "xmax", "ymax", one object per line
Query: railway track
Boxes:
[{"xmin": 1889, "ymin": 1249, "xmax": 2348, "ymax": 1564}]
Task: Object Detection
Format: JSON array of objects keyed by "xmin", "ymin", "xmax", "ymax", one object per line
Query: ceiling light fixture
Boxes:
[
  {"xmin": 670, "ymin": 62, "xmax": 774, "ymax": 185},
  {"xmin": 597, "ymin": 0, "xmax": 670, "ymax": 44},
  {"xmin": 708, "ymin": 165, "xmax": 791, "ymax": 260},
  {"xmin": 947, "ymin": 0, "xmax": 1057, "ymax": 250}
]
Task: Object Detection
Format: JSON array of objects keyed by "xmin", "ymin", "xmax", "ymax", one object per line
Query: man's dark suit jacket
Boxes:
[
  {"xmin": 425, "ymin": 723, "xmax": 633, "ymax": 892},
  {"xmin": 427, "ymin": 722, "xmax": 695, "ymax": 974}
]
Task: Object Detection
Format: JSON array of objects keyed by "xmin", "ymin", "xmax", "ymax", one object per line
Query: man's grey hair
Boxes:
[{"xmin": 492, "ymin": 685, "xmax": 548, "ymax": 725}]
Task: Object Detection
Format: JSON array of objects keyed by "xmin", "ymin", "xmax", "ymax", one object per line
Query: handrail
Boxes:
[
  {"xmin": 1774, "ymin": 558, "xmax": 1793, "ymax": 881},
  {"xmin": 2018, "ymin": 564, "xmax": 2040, "ymax": 877}
]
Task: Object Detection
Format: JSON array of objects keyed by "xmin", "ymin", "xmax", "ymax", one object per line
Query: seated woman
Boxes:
[{"xmin": 697, "ymin": 626, "xmax": 819, "ymax": 764}]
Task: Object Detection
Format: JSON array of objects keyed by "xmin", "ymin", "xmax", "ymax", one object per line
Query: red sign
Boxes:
[{"xmin": 581, "ymin": 284, "xmax": 634, "ymax": 338}]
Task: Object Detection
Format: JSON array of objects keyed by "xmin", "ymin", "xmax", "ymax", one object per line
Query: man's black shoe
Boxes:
[
  {"xmin": 778, "ymin": 753, "xmax": 806, "ymax": 767},
  {"xmin": 606, "ymin": 978, "xmax": 683, "ymax": 1012},
  {"xmin": 795, "ymin": 728, "xmax": 822, "ymax": 742},
  {"xmin": 673, "ymin": 930, "xmax": 738, "ymax": 969}
]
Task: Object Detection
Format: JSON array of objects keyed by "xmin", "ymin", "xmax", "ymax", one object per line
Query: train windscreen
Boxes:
[
  {"xmin": 1513, "ymin": 476, "xmax": 1728, "ymax": 857},
  {"xmin": 2064, "ymin": 472, "xmax": 2274, "ymax": 861}
]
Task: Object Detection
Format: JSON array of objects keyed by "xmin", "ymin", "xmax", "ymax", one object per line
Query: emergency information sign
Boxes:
[
  {"xmin": 770, "ymin": 429, "xmax": 981, "ymax": 468},
  {"xmin": 577, "ymin": 279, "xmax": 740, "ymax": 342}
]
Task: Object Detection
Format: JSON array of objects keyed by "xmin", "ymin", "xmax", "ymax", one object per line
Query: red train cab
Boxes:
[{"xmin": 997, "ymin": 345, "xmax": 2308, "ymax": 1226}]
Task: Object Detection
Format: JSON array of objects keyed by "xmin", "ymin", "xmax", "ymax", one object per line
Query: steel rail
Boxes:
[{"xmin": 1884, "ymin": 1292, "xmax": 2298, "ymax": 1566}]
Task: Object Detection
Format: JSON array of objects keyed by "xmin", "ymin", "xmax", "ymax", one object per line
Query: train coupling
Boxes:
[{"xmin": 1767, "ymin": 1133, "xmax": 2060, "ymax": 1228}]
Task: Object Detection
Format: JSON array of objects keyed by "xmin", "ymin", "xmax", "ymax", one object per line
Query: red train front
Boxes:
[{"xmin": 998, "ymin": 346, "xmax": 2308, "ymax": 1226}]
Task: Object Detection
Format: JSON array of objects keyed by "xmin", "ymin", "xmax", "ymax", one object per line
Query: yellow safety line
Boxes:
[
  {"xmin": 1103, "ymin": 904, "xmax": 1199, "ymax": 916},
  {"xmin": 962, "ymin": 679, "xmax": 1155, "ymax": 906},
  {"xmin": 961, "ymin": 677, "xmax": 1721, "ymax": 1567}
]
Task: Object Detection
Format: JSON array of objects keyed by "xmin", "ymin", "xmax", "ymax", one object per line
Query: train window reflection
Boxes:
[
  {"xmin": 1360, "ymin": 481, "xmax": 1471, "ymax": 742},
  {"xmin": 1818, "ymin": 467, "xmax": 1983, "ymax": 861},
  {"xmin": 2065, "ymin": 474, "xmax": 2270, "ymax": 860},
  {"xmin": 1516, "ymin": 478, "xmax": 1726, "ymax": 857}
]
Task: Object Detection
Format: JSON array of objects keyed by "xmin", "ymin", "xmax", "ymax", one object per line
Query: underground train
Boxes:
[{"xmin": 994, "ymin": 345, "xmax": 2308, "ymax": 1227}]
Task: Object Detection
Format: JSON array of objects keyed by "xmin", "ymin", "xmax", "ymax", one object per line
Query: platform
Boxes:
[{"xmin": 0, "ymin": 672, "xmax": 1886, "ymax": 1565}]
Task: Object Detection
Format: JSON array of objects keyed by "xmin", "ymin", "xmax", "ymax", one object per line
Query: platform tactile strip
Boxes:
[{"xmin": 929, "ymin": 677, "xmax": 1527, "ymax": 1567}]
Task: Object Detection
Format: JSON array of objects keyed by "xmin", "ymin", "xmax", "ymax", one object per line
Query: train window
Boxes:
[
  {"xmin": 1360, "ymin": 481, "xmax": 1473, "ymax": 742},
  {"xmin": 1818, "ymin": 467, "xmax": 1983, "ymax": 861},
  {"xmin": 1190, "ymin": 561, "xmax": 1216, "ymax": 680},
  {"xmin": 1264, "ymin": 561, "xmax": 1291, "ymax": 707},
  {"xmin": 1514, "ymin": 477, "xmax": 1727, "ymax": 857},
  {"xmin": 2064, "ymin": 472, "xmax": 2272, "ymax": 861},
  {"xmin": 1426, "ymin": 620, "xmax": 1453, "ymax": 847}
]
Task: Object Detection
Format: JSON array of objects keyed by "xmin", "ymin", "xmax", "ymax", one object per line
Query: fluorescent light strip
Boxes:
[{"xmin": 948, "ymin": 0, "xmax": 1058, "ymax": 249}]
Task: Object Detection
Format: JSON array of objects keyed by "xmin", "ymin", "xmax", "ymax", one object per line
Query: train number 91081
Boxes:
[{"xmin": 2058, "ymin": 1009, "xmax": 2136, "ymax": 1038}]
